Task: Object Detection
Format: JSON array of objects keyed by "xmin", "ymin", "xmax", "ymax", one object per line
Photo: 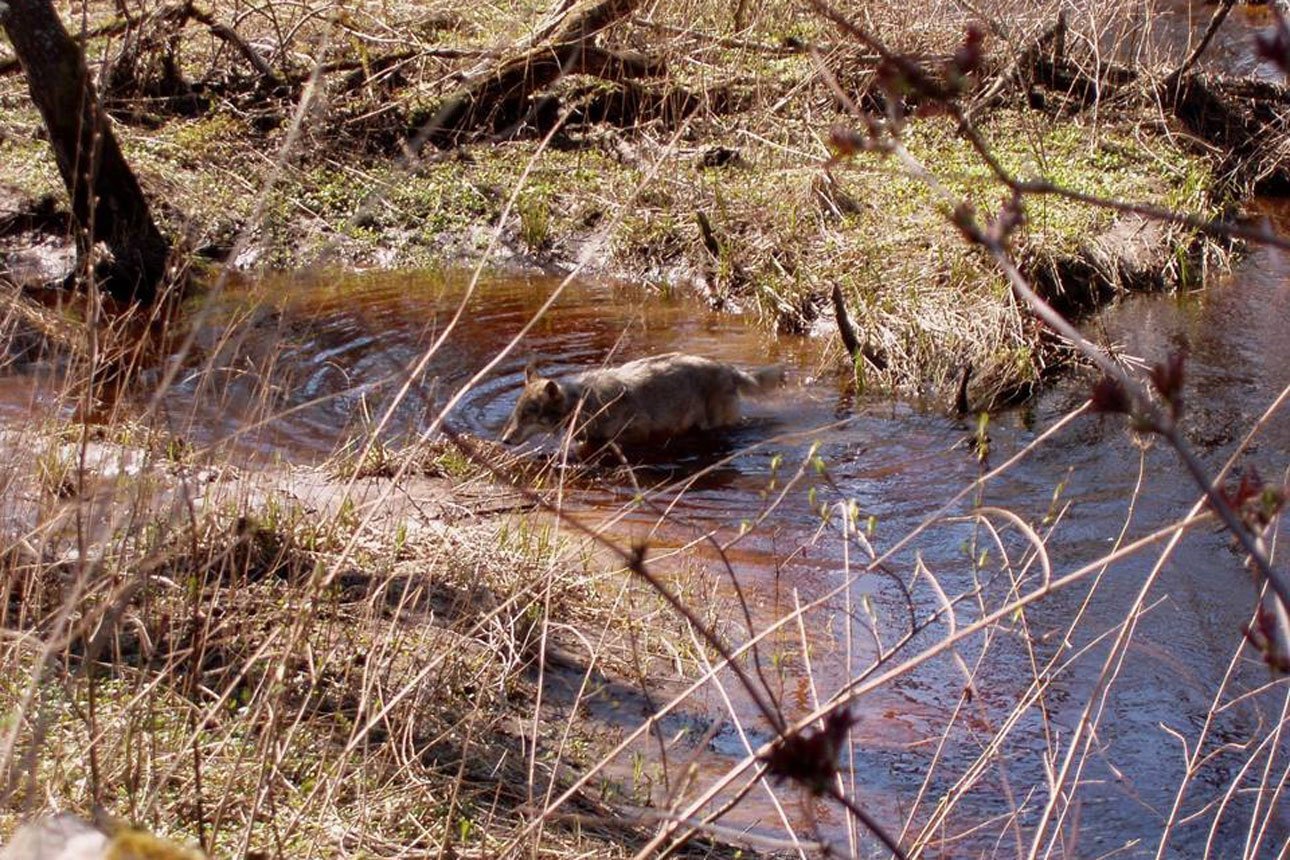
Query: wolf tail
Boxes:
[{"xmin": 738, "ymin": 364, "xmax": 786, "ymax": 395}]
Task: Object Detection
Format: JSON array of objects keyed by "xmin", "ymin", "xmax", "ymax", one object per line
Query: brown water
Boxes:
[
  {"xmin": 1, "ymin": 218, "xmax": 1286, "ymax": 853},
  {"xmin": 2, "ymin": 8, "xmax": 1288, "ymax": 852},
  {"xmin": 4, "ymin": 197, "xmax": 1268, "ymax": 856}
]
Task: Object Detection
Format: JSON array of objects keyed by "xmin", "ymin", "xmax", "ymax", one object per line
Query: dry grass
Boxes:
[
  {"xmin": 0, "ymin": 413, "xmax": 690, "ymax": 856},
  {"xmin": 0, "ymin": 0, "xmax": 1223, "ymax": 401},
  {"xmin": 1, "ymin": 0, "xmax": 1283, "ymax": 858}
]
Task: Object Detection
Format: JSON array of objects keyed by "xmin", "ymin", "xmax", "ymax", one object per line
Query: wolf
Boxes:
[{"xmin": 500, "ymin": 352, "xmax": 784, "ymax": 448}]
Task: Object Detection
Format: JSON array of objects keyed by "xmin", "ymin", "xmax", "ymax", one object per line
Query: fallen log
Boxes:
[
  {"xmin": 412, "ymin": 0, "xmax": 666, "ymax": 148},
  {"xmin": 830, "ymin": 283, "xmax": 888, "ymax": 373},
  {"xmin": 1168, "ymin": 73, "xmax": 1290, "ymax": 190},
  {"xmin": 1011, "ymin": 11, "xmax": 1290, "ymax": 190}
]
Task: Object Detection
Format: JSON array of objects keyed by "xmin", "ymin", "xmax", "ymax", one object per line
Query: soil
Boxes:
[
  {"xmin": 1, "ymin": 4, "xmax": 1286, "ymax": 854},
  {"xmin": 2, "ymin": 0, "xmax": 1265, "ymax": 407}
]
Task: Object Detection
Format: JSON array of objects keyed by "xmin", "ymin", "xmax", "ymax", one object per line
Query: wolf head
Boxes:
[{"xmin": 500, "ymin": 365, "xmax": 569, "ymax": 444}]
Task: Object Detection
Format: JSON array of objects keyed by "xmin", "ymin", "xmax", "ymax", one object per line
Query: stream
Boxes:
[
  {"xmin": 79, "ymin": 194, "xmax": 1284, "ymax": 856},
  {"xmin": 1, "ymin": 1, "xmax": 1288, "ymax": 852}
]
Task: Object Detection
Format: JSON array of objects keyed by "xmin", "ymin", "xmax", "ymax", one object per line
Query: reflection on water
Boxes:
[
  {"xmin": 2, "ymin": 26, "xmax": 1288, "ymax": 846},
  {"xmin": 1107, "ymin": 0, "xmax": 1288, "ymax": 82},
  {"xmin": 0, "ymin": 201, "xmax": 1286, "ymax": 852},
  {"xmin": 70, "ymin": 203, "xmax": 1278, "ymax": 855},
  {"xmin": 145, "ymin": 269, "xmax": 832, "ymax": 458}
]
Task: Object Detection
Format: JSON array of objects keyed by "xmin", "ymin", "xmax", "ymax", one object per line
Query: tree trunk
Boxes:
[{"xmin": 1, "ymin": 0, "xmax": 170, "ymax": 304}]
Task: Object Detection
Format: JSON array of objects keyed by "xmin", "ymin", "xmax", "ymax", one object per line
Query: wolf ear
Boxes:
[
  {"xmin": 524, "ymin": 362, "xmax": 539, "ymax": 383},
  {"xmin": 543, "ymin": 379, "xmax": 561, "ymax": 400}
]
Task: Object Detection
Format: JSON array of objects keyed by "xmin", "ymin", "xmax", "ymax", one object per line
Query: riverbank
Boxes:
[
  {"xmin": 0, "ymin": 422, "xmax": 734, "ymax": 857},
  {"xmin": 0, "ymin": 1, "xmax": 1245, "ymax": 407},
  {"xmin": 1, "ymin": 1, "xmax": 1285, "ymax": 856}
]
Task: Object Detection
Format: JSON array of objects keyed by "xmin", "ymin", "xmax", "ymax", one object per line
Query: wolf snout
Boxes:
[{"xmin": 499, "ymin": 414, "xmax": 527, "ymax": 445}]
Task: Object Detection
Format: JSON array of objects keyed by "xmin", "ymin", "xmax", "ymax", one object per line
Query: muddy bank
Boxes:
[
  {"xmin": 0, "ymin": 107, "xmax": 1222, "ymax": 412},
  {"xmin": 0, "ymin": 420, "xmax": 753, "ymax": 857},
  {"xmin": 5, "ymin": 0, "xmax": 1273, "ymax": 406}
]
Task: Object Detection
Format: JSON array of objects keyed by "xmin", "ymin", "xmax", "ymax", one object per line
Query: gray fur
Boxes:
[{"xmin": 500, "ymin": 352, "xmax": 784, "ymax": 446}]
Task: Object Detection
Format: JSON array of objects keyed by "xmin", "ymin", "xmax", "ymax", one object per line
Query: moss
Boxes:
[
  {"xmin": 0, "ymin": 0, "xmax": 1219, "ymax": 403},
  {"xmin": 73, "ymin": 97, "xmax": 1206, "ymax": 402},
  {"xmin": 0, "ymin": 123, "xmax": 64, "ymax": 199},
  {"xmin": 143, "ymin": 112, "xmax": 252, "ymax": 166}
]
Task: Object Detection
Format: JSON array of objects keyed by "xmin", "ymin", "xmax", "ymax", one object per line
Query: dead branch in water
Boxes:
[
  {"xmin": 1167, "ymin": 0, "xmax": 1237, "ymax": 83},
  {"xmin": 830, "ymin": 283, "xmax": 888, "ymax": 373},
  {"xmin": 953, "ymin": 363, "xmax": 973, "ymax": 416}
]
